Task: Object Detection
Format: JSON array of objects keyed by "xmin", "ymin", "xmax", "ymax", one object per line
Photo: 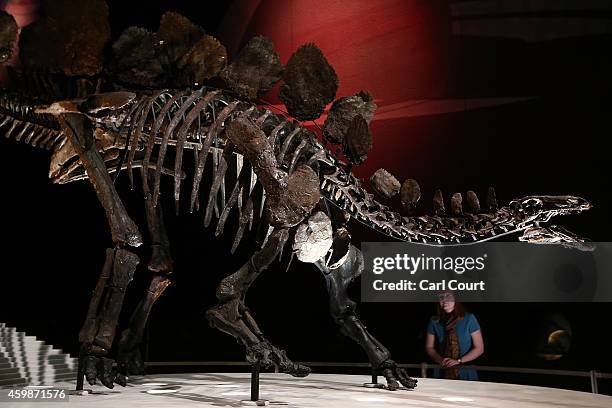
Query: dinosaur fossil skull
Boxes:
[{"xmin": 511, "ymin": 195, "xmax": 592, "ymax": 225}]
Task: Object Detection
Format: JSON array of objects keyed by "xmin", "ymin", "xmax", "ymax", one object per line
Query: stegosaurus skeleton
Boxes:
[
  {"xmin": 0, "ymin": 7, "xmax": 592, "ymax": 392},
  {"xmin": 0, "ymin": 85, "xmax": 592, "ymax": 390}
]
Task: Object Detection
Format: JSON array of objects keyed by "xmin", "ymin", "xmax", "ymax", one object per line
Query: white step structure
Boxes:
[{"xmin": 0, "ymin": 323, "xmax": 78, "ymax": 387}]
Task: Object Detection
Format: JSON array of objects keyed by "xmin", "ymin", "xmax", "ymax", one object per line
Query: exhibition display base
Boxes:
[{"xmin": 6, "ymin": 373, "xmax": 612, "ymax": 408}]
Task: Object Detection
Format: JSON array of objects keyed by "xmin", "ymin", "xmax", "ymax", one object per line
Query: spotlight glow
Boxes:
[
  {"xmin": 222, "ymin": 391, "xmax": 251, "ymax": 396},
  {"xmin": 146, "ymin": 389, "xmax": 178, "ymax": 394},
  {"xmin": 354, "ymin": 397, "xmax": 389, "ymax": 402},
  {"xmin": 441, "ymin": 396, "xmax": 474, "ymax": 402},
  {"xmin": 141, "ymin": 382, "xmax": 169, "ymax": 386}
]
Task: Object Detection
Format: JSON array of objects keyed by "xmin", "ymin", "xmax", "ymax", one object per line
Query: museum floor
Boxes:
[{"xmin": 3, "ymin": 372, "xmax": 611, "ymax": 407}]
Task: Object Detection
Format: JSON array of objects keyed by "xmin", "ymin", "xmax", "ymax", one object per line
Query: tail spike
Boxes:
[
  {"xmin": 400, "ymin": 179, "xmax": 421, "ymax": 214},
  {"xmin": 432, "ymin": 189, "xmax": 445, "ymax": 216},
  {"xmin": 487, "ymin": 186, "xmax": 498, "ymax": 211},
  {"xmin": 450, "ymin": 193, "xmax": 463, "ymax": 216},
  {"xmin": 466, "ymin": 190, "xmax": 481, "ymax": 213}
]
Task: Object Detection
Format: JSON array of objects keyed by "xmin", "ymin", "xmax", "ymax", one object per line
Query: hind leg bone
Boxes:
[
  {"xmin": 206, "ymin": 228, "xmax": 310, "ymax": 377},
  {"xmin": 316, "ymin": 244, "xmax": 418, "ymax": 390},
  {"xmin": 117, "ymin": 178, "xmax": 173, "ymax": 376}
]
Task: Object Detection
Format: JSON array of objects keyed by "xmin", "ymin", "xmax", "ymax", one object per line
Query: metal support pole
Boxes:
[
  {"xmin": 363, "ymin": 366, "xmax": 385, "ymax": 388},
  {"xmin": 75, "ymin": 346, "xmax": 85, "ymax": 391},
  {"xmin": 251, "ymin": 362, "xmax": 260, "ymax": 402},
  {"xmin": 590, "ymin": 370, "xmax": 599, "ymax": 394},
  {"xmin": 241, "ymin": 362, "xmax": 268, "ymax": 405},
  {"xmin": 421, "ymin": 362, "xmax": 428, "ymax": 378}
]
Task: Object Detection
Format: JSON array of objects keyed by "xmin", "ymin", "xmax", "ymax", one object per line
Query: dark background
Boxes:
[{"xmin": 1, "ymin": 0, "xmax": 611, "ymax": 394}]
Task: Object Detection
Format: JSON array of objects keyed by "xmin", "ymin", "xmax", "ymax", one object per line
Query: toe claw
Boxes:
[
  {"xmin": 84, "ymin": 356, "xmax": 99, "ymax": 385},
  {"xmin": 114, "ymin": 372, "xmax": 128, "ymax": 387},
  {"xmin": 118, "ymin": 347, "xmax": 146, "ymax": 376},
  {"xmin": 98, "ymin": 357, "xmax": 115, "ymax": 389},
  {"xmin": 291, "ymin": 364, "xmax": 311, "ymax": 377},
  {"xmin": 396, "ymin": 367, "xmax": 418, "ymax": 389},
  {"xmin": 246, "ymin": 341, "xmax": 311, "ymax": 378},
  {"xmin": 79, "ymin": 348, "xmax": 129, "ymax": 389},
  {"xmin": 380, "ymin": 361, "xmax": 418, "ymax": 390},
  {"xmin": 382, "ymin": 368, "xmax": 399, "ymax": 390}
]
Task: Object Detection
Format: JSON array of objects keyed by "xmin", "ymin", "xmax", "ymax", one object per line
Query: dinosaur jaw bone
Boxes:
[
  {"xmin": 519, "ymin": 225, "xmax": 595, "ymax": 251},
  {"xmin": 512, "ymin": 195, "xmax": 594, "ymax": 250}
]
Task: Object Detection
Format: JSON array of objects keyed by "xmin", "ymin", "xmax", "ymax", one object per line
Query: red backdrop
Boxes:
[{"xmin": 218, "ymin": 0, "xmax": 454, "ymax": 181}]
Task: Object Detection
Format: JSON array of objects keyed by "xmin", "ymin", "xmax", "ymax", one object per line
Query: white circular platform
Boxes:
[{"xmin": 10, "ymin": 372, "xmax": 612, "ymax": 407}]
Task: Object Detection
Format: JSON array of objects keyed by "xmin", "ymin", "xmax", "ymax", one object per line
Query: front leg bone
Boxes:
[
  {"xmin": 207, "ymin": 228, "xmax": 311, "ymax": 377},
  {"xmin": 54, "ymin": 110, "xmax": 143, "ymax": 388},
  {"xmin": 58, "ymin": 111, "xmax": 142, "ymax": 247},
  {"xmin": 118, "ymin": 176, "xmax": 173, "ymax": 376},
  {"xmin": 78, "ymin": 248, "xmax": 139, "ymax": 388}
]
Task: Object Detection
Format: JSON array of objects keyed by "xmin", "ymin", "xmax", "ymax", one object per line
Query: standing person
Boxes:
[{"xmin": 425, "ymin": 292, "xmax": 484, "ymax": 380}]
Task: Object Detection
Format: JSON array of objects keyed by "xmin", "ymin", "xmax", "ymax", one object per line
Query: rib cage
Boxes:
[
  {"xmin": 0, "ymin": 87, "xmax": 587, "ymax": 248},
  {"xmin": 96, "ymin": 88, "xmax": 320, "ymax": 248},
  {"xmin": 0, "ymin": 93, "xmax": 64, "ymax": 151}
]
